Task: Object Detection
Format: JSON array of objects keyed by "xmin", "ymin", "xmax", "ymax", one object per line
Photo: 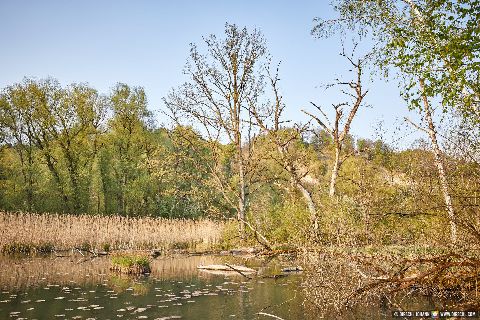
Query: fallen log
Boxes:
[{"xmin": 197, "ymin": 264, "xmax": 256, "ymax": 273}]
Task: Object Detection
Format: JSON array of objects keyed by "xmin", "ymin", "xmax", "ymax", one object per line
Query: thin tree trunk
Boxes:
[
  {"xmin": 276, "ymin": 143, "xmax": 319, "ymax": 232},
  {"xmin": 17, "ymin": 147, "xmax": 33, "ymax": 212},
  {"xmin": 26, "ymin": 146, "xmax": 34, "ymax": 212},
  {"xmin": 64, "ymin": 150, "xmax": 81, "ymax": 214},
  {"xmin": 237, "ymin": 147, "xmax": 246, "ymax": 236},
  {"xmin": 329, "ymin": 147, "xmax": 341, "ymax": 198},
  {"xmin": 420, "ymin": 78, "xmax": 457, "ymax": 244},
  {"xmin": 295, "ymin": 182, "xmax": 318, "ymax": 231}
]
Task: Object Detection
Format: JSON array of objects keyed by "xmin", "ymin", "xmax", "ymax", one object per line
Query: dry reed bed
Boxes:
[{"xmin": 0, "ymin": 211, "xmax": 225, "ymax": 252}]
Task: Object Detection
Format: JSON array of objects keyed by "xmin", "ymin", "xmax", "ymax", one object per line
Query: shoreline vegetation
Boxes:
[{"xmin": 1, "ymin": 210, "xmax": 480, "ymax": 311}]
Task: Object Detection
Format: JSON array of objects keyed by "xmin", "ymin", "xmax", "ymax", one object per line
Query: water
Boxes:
[
  {"xmin": 0, "ymin": 254, "xmax": 452, "ymax": 319},
  {"xmin": 0, "ymin": 254, "xmax": 308, "ymax": 320}
]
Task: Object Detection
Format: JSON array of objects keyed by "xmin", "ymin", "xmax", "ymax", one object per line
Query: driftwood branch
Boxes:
[
  {"xmin": 225, "ymin": 263, "xmax": 253, "ymax": 279},
  {"xmin": 256, "ymin": 312, "xmax": 286, "ymax": 320}
]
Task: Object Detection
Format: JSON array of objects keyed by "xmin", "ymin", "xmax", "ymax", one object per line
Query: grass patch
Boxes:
[{"xmin": 110, "ymin": 254, "xmax": 151, "ymax": 275}]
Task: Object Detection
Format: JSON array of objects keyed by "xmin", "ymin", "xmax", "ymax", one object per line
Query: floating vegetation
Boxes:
[{"xmin": 110, "ymin": 254, "xmax": 151, "ymax": 275}]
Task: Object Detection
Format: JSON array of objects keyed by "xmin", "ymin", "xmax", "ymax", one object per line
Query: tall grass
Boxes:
[{"xmin": 0, "ymin": 211, "xmax": 225, "ymax": 253}]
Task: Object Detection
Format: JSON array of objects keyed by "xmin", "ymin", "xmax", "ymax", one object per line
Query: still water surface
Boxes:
[
  {"xmin": 0, "ymin": 254, "xmax": 308, "ymax": 320},
  {"xmin": 0, "ymin": 254, "xmax": 446, "ymax": 319}
]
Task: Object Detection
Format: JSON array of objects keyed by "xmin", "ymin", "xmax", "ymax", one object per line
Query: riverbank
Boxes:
[{"xmin": 301, "ymin": 245, "xmax": 480, "ymax": 317}]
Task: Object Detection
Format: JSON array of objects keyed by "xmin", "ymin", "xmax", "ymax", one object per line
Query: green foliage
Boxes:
[
  {"xmin": 0, "ymin": 78, "xmax": 231, "ymax": 219},
  {"xmin": 111, "ymin": 254, "xmax": 150, "ymax": 269},
  {"xmin": 110, "ymin": 254, "xmax": 151, "ymax": 275},
  {"xmin": 247, "ymin": 182, "xmax": 312, "ymax": 245},
  {"xmin": 267, "ymin": 202, "xmax": 311, "ymax": 244},
  {"xmin": 217, "ymin": 220, "xmax": 240, "ymax": 250},
  {"xmin": 316, "ymin": 0, "xmax": 480, "ymax": 124},
  {"xmin": 317, "ymin": 196, "xmax": 364, "ymax": 246}
]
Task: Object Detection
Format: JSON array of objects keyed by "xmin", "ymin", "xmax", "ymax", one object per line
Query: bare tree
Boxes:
[
  {"xmin": 303, "ymin": 49, "xmax": 368, "ymax": 198},
  {"xmin": 164, "ymin": 23, "xmax": 271, "ymax": 245},
  {"xmin": 249, "ymin": 63, "xmax": 319, "ymax": 233}
]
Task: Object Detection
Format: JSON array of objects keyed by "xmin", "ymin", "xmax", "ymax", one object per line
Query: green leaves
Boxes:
[{"xmin": 317, "ymin": 0, "xmax": 480, "ymax": 124}]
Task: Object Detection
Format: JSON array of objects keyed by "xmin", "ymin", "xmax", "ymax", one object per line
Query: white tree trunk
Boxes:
[
  {"xmin": 420, "ymin": 79, "xmax": 457, "ymax": 244},
  {"xmin": 237, "ymin": 146, "xmax": 246, "ymax": 236}
]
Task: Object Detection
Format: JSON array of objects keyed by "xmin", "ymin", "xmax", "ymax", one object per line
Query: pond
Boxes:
[
  {"xmin": 0, "ymin": 253, "xmax": 309, "ymax": 320},
  {"xmin": 0, "ymin": 253, "xmax": 451, "ymax": 319}
]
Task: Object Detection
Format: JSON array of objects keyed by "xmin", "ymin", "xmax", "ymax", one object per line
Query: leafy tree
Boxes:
[
  {"xmin": 312, "ymin": 0, "xmax": 480, "ymax": 243},
  {"xmin": 1, "ymin": 78, "xmax": 106, "ymax": 213},
  {"xmin": 105, "ymin": 83, "xmax": 153, "ymax": 216},
  {"xmin": 148, "ymin": 125, "xmax": 231, "ymax": 218}
]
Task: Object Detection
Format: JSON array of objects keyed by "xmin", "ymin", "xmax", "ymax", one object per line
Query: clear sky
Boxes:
[{"xmin": 0, "ymin": 0, "xmax": 423, "ymax": 146}]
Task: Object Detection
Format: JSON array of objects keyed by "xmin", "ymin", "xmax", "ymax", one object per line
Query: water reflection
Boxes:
[{"xmin": 0, "ymin": 254, "xmax": 308, "ymax": 319}]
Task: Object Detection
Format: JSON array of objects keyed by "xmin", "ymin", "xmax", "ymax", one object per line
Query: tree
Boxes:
[
  {"xmin": 105, "ymin": 83, "xmax": 153, "ymax": 216},
  {"xmin": 314, "ymin": 0, "xmax": 480, "ymax": 123},
  {"xmin": 165, "ymin": 23, "xmax": 271, "ymax": 243},
  {"xmin": 1, "ymin": 78, "xmax": 106, "ymax": 213},
  {"xmin": 49, "ymin": 83, "xmax": 106, "ymax": 213},
  {"xmin": 148, "ymin": 125, "xmax": 231, "ymax": 219},
  {"xmin": 303, "ymin": 48, "xmax": 368, "ymax": 198},
  {"xmin": 0, "ymin": 86, "xmax": 36, "ymax": 211},
  {"xmin": 249, "ymin": 64, "xmax": 320, "ymax": 233},
  {"xmin": 312, "ymin": 0, "xmax": 480, "ymax": 243}
]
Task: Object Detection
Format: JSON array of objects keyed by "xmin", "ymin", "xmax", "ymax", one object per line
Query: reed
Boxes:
[{"xmin": 0, "ymin": 211, "xmax": 225, "ymax": 253}]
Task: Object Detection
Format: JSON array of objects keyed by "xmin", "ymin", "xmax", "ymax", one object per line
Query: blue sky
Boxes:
[{"xmin": 0, "ymin": 0, "xmax": 423, "ymax": 146}]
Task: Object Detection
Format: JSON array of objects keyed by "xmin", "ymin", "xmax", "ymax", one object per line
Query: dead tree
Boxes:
[
  {"xmin": 249, "ymin": 63, "xmax": 319, "ymax": 233},
  {"xmin": 303, "ymin": 48, "xmax": 368, "ymax": 198}
]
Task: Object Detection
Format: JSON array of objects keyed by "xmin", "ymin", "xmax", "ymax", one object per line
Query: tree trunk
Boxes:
[
  {"xmin": 295, "ymin": 182, "xmax": 319, "ymax": 232},
  {"xmin": 17, "ymin": 147, "xmax": 34, "ymax": 212},
  {"xmin": 329, "ymin": 147, "xmax": 341, "ymax": 198},
  {"xmin": 276, "ymin": 143, "xmax": 319, "ymax": 232},
  {"xmin": 420, "ymin": 79, "xmax": 457, "ymax": 244},
  {"xmin": 45, "ymin": 153, "xmax": 69, "ymax": 212},
  {"xmin": 237, "ymin": 146, "xmax": 246, "ymax": 237},
  {"xmin": 26, "ymin": 147, "xmax": 34, "ymax": 212},
  {"xmin": 64, "ymin": 151, "xmax": 81, "ymax": 214}
]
